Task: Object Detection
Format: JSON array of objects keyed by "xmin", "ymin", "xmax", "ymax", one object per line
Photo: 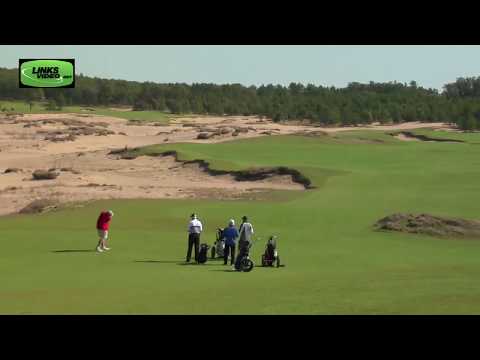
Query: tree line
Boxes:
[{"xmin": 2, "ymin": 67, "xmax": 480, "ymax": 130}]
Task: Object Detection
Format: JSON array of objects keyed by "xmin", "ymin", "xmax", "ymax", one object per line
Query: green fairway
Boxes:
[
  {"xmin": 0, "ymin": 100, "xmax": 171, "ymax": 123},
  {"xmin": 404, "ymin": 128, "xmax": 480, "ymax": 144},
  {"xmin": 1, "ymin": 130, "xmax": 480, "ymax": 314}
]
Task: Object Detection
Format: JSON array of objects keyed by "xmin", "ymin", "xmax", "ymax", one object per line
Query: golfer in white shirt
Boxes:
[
  {"xmin": 187, "ymin": 213, "xmax": 203, "ymax": 262},
  {"xmin": 238, "ymin": 215, "xmax": 254, "ymax": 251}
]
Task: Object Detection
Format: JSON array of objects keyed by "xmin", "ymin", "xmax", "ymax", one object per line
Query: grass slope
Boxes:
[
  {"xmin": 0, "ymin": 100, "xmax": 171, "ymax": 123},
  {"xmin": 1, "ymin": 131, "xmax": 480, "ymax": 314}
]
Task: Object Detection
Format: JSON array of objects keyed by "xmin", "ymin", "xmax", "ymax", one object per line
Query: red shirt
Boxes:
[{"xmin": 96, "ymin": 211, "xmax": 112, "ymax": 230}]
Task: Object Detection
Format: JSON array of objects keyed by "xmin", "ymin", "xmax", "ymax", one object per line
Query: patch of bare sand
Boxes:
[
  {"xmin": 364, "ymin": 122, "xmax": 451, "ymax": 131},
  {"xmin": 393, "ymin": 133, "xmax": 421, "ymax": 142},
  {"xmin": 434, "ymin": 127, "xmax": 463, "ymax": 133},
  {"xmin": 0, "ymin": 152, "xmax": 303, "ymax": 216},
  {"xmin": 172, "ymin": 117, "xmax": 454, "ymax": 141},
  {"xmin": 108, "ymin": 107, "xmax": 133, "ymax": 112},
  {"xmin": 0, "ymin": 113, "xmax": 191, "ymax": 155},
  {"xmin": 1, "ymin": 113, "xmax": 456, "ymax": 153},
  {"xmin": 307, "ymin": 121, "xmax": 451, "ymax": 133}
]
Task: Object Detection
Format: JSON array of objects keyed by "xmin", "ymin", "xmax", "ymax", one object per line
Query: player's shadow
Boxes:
[
  {"xmin": 178, "ymin": 262, "xmax": 218, "ymax": 266},
  {"xmin": 134, "ymin": 260, "xmax": 217, "ymax": 266},
  {"xmin": 134, "ymin": 260, "xmax": 180, "ymax": 264},
  {"xmin": 51, "ymin": 249, "xmax": 96, "ymax": 253},
  {"xmin": 210, "ymin": 266, "xmax": 284, "ymax": 272}
]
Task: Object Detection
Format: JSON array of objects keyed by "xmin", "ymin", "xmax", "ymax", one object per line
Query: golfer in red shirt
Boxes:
[{"xmin": 96, "ymin": 210, "xmax": 114, "ymax": 253}]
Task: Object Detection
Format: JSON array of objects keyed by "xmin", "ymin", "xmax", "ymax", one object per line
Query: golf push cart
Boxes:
[
  {"xmin": 261, "ymin": 236, "xmax": 281, "ymax": 268},
  {"xmin": 211, "ymin": 228, "xmax": 225, "ymax": 259},
  {"xmin": 234, "ymin": 240, "xmax": 255, "ymax": 272},
  {"xmin": 234, "ymin": 235, "xmax": 284, "ymax": 272}
]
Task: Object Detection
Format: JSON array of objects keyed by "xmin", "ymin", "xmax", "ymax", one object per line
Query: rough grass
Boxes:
[
  {"xmin": 388, "ymin": 131, "xmax": 465, "ymax": 143},
  {"xmin": 375, "ymin": 213, "xmax": 480, "ymax": 238},
  {"xmin": 32, "ymin": 170, "xmax": 59, "ymax": 180},
  {"xmin": 4, "ymin": 168, "xmax": 21, "ymax": 174},
  {"xmin": 19, "ymin": 199, "xmax": 58, "ymax": 214},
  {"xmin": 0, "ymin": 100, "xmax": 172, "ymax": 124}
]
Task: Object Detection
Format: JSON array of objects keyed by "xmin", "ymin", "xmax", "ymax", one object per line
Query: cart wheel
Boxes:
[{"xmin": 241, "ymin": 258, "xmax": 254, "ymax": 272}]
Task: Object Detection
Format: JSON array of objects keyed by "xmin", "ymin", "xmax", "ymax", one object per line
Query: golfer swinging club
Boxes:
[
  {"xmin": 96, "ymin": 210, "xmax": 114, "ymax": 253},
  {"xmin": 187, "ymin": 213, "xmax": 203, "ymax": 262}
]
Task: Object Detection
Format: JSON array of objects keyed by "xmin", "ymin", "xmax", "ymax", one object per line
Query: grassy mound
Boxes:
[
  {"xmin": 197, "ymin": 132, "xmax": 212, "ymax": 140},
  {"xmin": 19, "ymin": 199, "xmax": 58, "ymax": 214},
  {"xmin": 32, "ymin": 170, "xmax": 59, "ymax": 180},
  {"xmin": 4, "ymin": 168, "xmax": 21, "ymax": 174},
  {"xmin": 375, "ymin": 213, "xmax": 480, "ymax": 238},
  {"xmin": 390, "ymin": 131, "xmax": 465, "ymax": 143}
]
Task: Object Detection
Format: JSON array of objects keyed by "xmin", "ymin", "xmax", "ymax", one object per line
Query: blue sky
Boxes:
[{"xmin": 1, "ymin": 45, "xmax": 479, "ymax": 90}]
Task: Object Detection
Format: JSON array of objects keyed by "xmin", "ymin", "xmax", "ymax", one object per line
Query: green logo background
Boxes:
[{"xmin": 20, "ymin": 59, "xmax": 74, "ymax": 88}]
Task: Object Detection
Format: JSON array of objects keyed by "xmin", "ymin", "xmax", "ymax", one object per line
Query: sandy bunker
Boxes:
[
  {"xmin": 0, "ymin": 112, "xmax": 455, "ymax": 217},
  {"xmin": 391, "ymin": 131, "xmax": 464, "ymax": 143},
  {"xmin": 0, "ymin": 150, "xmax": 304, "ymax": 216}
]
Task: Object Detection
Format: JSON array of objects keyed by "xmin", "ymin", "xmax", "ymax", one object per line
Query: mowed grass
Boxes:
[
  {"xmin": 2, "ymin": 130, "xmax": 480, "ymax": 314},
  {"xmin": 0, "ymin": 100, "xmax": 171, "ymax": 123}
]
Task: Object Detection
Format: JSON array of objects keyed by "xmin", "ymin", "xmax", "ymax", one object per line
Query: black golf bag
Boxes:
[{"xmin": 197, "ymin": 243, "xmax": 210, "ymax": 264}]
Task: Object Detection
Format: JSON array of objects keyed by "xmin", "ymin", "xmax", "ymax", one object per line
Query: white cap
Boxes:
[
  {"xmin": 229, "ymin": 219, "xmax": 235, "ymax": 226},
  {"xmin": 108, "ymin": 210, "xmax": 114, "ymax": 217}
]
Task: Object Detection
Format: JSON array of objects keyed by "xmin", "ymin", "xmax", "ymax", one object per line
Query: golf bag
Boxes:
[
  {"xmin": 197, "ymin": 243, "xmax": 210, "ymax": 264},
  {"xmin": 261, "ymin": 236, "xmax": 280, "ymax": 267},
  {"xmin": 211, "ymin": 228, "xmax": 225, "ymax": 259},
  {"xmin": 234, "ymin": 241, "xmax": 254, "ymax": 272}
]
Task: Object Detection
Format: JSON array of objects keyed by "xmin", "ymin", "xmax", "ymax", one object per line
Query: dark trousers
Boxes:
[
  {"xmin": 187, "ymin": 233, "xmax": 200, "ymax": 262},
  {"xmin": 224, "ymin": 244, "xmax": 236, "ymax": 265}
]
